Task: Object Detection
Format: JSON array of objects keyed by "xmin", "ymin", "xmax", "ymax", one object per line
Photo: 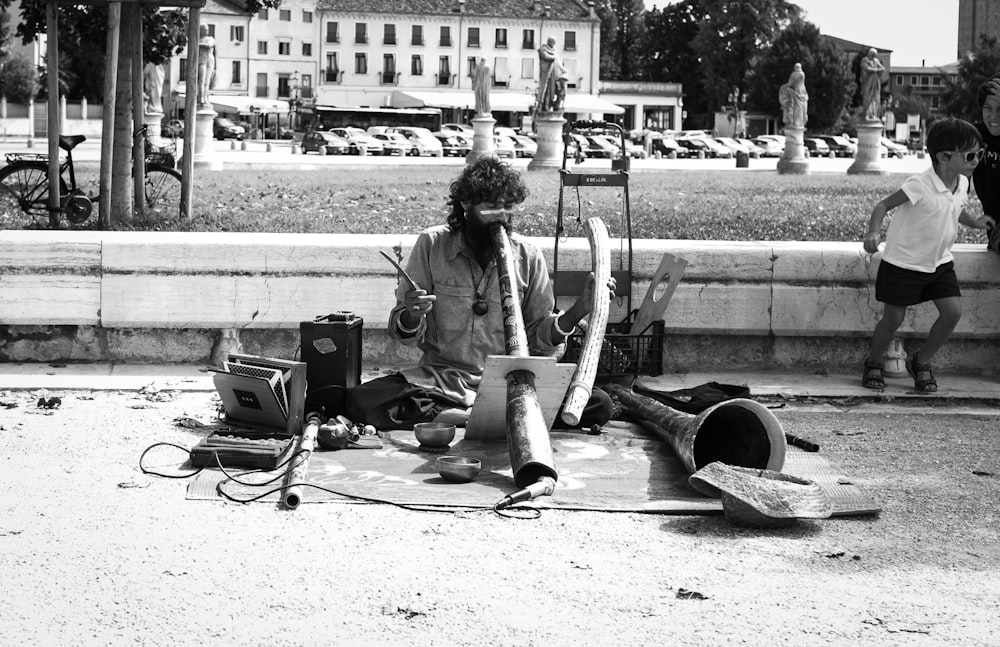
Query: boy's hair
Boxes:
[
  {"xmin": 446, "ymin": 157, "xmax": 529, "ymax": 232},
  {"xmin": 926, "ymin": 117, "xmax": 982, "ymax": 164}
]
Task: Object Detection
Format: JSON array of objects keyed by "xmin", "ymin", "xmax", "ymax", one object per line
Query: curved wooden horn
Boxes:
[
  {"xmin": 489, "ymin": 223, "xmax": 558, "ymax": 490},
  {"xmin": 561, "ymin": 217, "xmax": 611, "ymax": 426}
]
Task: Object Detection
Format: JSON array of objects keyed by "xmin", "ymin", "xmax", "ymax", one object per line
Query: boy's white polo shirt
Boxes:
[{"xmin": 882, "ymin": 166, "xmax": 969, "ymax": 273}]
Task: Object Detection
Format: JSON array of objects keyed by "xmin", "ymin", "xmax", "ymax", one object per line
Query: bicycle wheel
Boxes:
[
  {"xmin": 144, "ymin": 165, "xmax": 182, "ymax": 220},
  {"xmin": 0, "ymin": 162, "xmax": 68, "ymax": 223}
]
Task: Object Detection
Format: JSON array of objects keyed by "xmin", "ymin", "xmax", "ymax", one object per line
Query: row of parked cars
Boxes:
[
  {"xmin": 298, "ymin": 123, "xmax": 541, "ymax": 159},
  {"xmin": 645, "ymin": 130, "xmax": 909, "ymax": 160}
]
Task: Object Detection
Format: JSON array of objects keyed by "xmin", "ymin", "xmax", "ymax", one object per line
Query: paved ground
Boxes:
[{"xmin": 2, "ymin": 361, "xmax": 998, "ymax": 646}]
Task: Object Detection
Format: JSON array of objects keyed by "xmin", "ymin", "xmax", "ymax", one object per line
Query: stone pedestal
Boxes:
[
  {"xmin": 144, "ymin": 111, "xmax": 164, "ymax": 148},
  {"xmin": 777, "ymin": 126, "xmax": 809, "ymax": 175},
  {"xmin": 848, "ymin": 122, "xmax": 886, "ymax": 175},
  {"xmin": 527, "ymin": 114, "xmax": 566, "ymax": 171},
  {"xmin": 466, "ymin": 115, "xmax": 496, "ymax": 164},
  {"xmin": 194, "ymin": 107, "xmax": 222, "ymax": 171}
]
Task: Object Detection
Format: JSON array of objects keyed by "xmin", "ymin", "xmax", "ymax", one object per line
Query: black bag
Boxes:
[
  {"xmin": 632, "ymin": 380, "xmax": 750, "ymax": 415},
  {"xmin": 345, "ymin": 374, "xmax": 443, "ymax": 430}
]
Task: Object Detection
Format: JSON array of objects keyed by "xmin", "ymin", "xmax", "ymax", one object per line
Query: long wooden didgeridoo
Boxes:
[
  {"xmin": 282, "ymin": 412, "xmax": 321, "ymax": 509},
  {"xmin": 488, "ymin": 223, "xmax": 557, "ymax": 509},
  {"xmin": 560, "ymin": 217, "xmax": 611, "ymax": 427}
]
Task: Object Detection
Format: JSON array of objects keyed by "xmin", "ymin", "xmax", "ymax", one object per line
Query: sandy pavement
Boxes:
[{"xmin": 1, "ymin": 385, "xmax": 998, "ymax": 647}]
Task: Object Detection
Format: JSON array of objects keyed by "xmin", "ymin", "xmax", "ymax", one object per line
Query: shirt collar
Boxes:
[{"xmin": 926, "ymin": 166, "xmax": 953, "ymax": 194}]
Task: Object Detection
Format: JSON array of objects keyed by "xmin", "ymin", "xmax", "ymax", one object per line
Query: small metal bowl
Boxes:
[
  {"xmin": 413, "ymin": 422, "xmax": 456, "ymax": 451},
  {"xmin": 436, "ymin": 456, "xmax": 481, "ymax": 483}
]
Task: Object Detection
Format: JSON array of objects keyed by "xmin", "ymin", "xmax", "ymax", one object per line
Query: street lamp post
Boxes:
[{"xmin": 727, "ymin": 87, "xmax": 748, "ymax": 138}]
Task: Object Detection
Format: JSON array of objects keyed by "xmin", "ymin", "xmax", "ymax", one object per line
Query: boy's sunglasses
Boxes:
[{"xmin": 953, "ymin": 149, "xmax": 985, "ymax": 163}]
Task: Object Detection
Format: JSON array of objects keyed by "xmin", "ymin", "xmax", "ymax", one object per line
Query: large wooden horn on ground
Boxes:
[
  {"xmin": 604, "ymin": 383, "xmax": 786, "ymax": 474},
  {"xmin": 489, "ymin": 223, "xmax": 557, "ymax": 508},
  {"xmin": 561, "ymin": 217, "xmax": 611, "ymax": 427}
]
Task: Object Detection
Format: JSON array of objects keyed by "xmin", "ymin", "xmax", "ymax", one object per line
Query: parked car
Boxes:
[
  {"xmin": 386, "ymin": 126, "xmax": 443, "ymax": 156},
  {"xmin": 512, "ymin": 135, "xmax": 537, "ymax": 158},
  {"xmin": 213, "ymin": 117, "xmax": 245, "ymax": 140},
  {"xmin": 371, "ymin": 132, "xmax": 415, "ymax": 156},
  {"xmin": 161, "ymin": 119, "xmax": 184, "ymax": 138},
  {"xmin": 676, "ymin": 136, "xmax": 713, "ymax": 157},
  {"xmin": 300, "ymin": 130, "xmax": 350, "ymax": 155},
  {"xmin": 494, "ymin": 126, "xmax": 519, "ymax": 139},
  {"xmin": 816, "ymin": 135, "xmax": 857, "ymax": 158},
  {"xmin": 714, "ymin": 137, "xmax": 751, "ymax": 156},
  {"xmin": 753, "ymin": 136, "xmax": 784, "ymax": 157},
  {"xmin": 329, "ymin": 127, "xmax": 385, "ymax": 155},
  {"xmin": 494, "ymin": 135, "xmax": 516, "ymax": 158},
  {"xmin": 736, "ymin": 138, "xmax": 766, "ymax": 157},
  {"xmin": 648, "ymin": 134, "xmax": 689, "ymax": 158},
  {"xmin": 433, "ymin": 132, "xmax": 469, "ymax": 157},
  {"xmin": 803, "ymin": 137, "xmax": 831, "ymax": 157},
  {"xmin": 584, "ymin": 134, "xmax": 620, "ymax": 158},
  {"xmin": 597, "ymin": 134, "xmax": 646, "ymax": 159},
  {"xmin": 441, "ymin": 123, "xmax": 474, "ymax": 137},
  {"xmin": 881, "ymin": 137, "xmax": 908, "ymax": 158}
]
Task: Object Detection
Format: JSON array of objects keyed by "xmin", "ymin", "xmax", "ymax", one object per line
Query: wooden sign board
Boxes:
[{"xmin": 465, "ymin": 355, "xmax": 576, "ymax": 440}]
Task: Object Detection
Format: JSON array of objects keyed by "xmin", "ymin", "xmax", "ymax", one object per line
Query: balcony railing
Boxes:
[
  {"xmin": 254, "ymin": 86, "xmax": 268, "ymax": 97},
  {"xmin": 380, "ymin": 72, "xmax": 400, "ymax": 85},
  {"xmin": 440, "ymin": 38, "xmax": 452, "ymax": 47},
  {"xmin": 324, "ymin": 69, "xmax": 342, "ymax": 84},
  {"xmin": 437, "ymin": 73, "xmax": 453, "ymax": 87}
]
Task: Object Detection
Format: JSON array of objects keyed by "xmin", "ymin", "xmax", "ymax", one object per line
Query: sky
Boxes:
[{"xmin": 642, "ymin": 0, "xmax": 961, "ymax": 68}]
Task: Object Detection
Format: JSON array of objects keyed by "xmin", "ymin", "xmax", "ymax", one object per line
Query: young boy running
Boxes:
[{"xmin": 862, "ymin": 118, "xmax": 995, "ymax": 392}]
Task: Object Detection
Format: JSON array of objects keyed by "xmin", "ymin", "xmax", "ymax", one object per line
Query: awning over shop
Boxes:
[
  {"xmin": 563, "ymin": 94, "xmax": 625, "ymax": 115},
  {"xmin": 390, "ymin": 90, "xmax": 534, "ymax": 112},
  {"xmin": 175, "ymin": 93, "xmax": 288, "ymax": 114}
]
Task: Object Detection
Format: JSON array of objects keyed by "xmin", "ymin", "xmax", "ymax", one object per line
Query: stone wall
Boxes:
[{"xmin": 2, "ymin": 230, "xmax": 999, "ymax": 373}]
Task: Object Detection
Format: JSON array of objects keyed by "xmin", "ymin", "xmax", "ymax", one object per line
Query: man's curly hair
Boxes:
[{"xmin": 446, "ymin": 157, "xmax": 529, "ymax": 232}]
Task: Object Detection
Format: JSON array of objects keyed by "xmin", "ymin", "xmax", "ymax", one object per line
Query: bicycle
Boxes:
[{"xmin": 0, "ymin": 124, "xmax": 182, "ymax": 228}]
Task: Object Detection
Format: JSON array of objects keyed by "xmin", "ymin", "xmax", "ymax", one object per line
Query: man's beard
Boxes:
[{"xmin": 466, "ymin": 215, "xmax": 512, "ymax": 249}]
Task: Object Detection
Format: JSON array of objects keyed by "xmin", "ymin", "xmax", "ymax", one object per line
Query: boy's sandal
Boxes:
[
  {"xmin": 862, "ymin": 358, "xmax": 885, "ymax": 390},
  {"xmin": 906, "ymin": 352, "xmax": 938, "ymax": 393}
]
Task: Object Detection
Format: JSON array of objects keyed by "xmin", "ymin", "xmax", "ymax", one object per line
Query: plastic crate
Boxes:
[{"xmin": 562, "ymin": 315, "xmax": 665, "ymax": 378}]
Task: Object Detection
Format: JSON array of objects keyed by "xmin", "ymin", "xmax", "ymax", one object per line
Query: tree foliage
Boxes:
[
  {"xmin": 691, "ymin": 0, "xmax": 801, "ymax": 115},
  {"xmin": 0, "ymin": 53, "xmax": 38, "ymax": 103},
  {"xmin": 747, "ymin": 20, "xmax": 852, "ymax": 133},
  {"xmin": 2, "ymin": 0, "xmax": 278, "ymax": 100},
  {"xmin": 638, "ymin": 0, "xmax": 803, "ymax": 127},
  {"xmin": 637, "ymin": 1, "xmax": 710, "ymax": 115},
  {"xmin": 595, "ymin": 0, "xmax": 647, "ymax": 81},
  {"xmin": 942, "ymin": 34, "xmax": 1000, "ymax": 122}
]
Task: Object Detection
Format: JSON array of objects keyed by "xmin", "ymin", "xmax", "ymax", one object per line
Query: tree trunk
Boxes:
[{"xmin": 110, "ymin": 3, "xmax": 137, "ymax": 225}]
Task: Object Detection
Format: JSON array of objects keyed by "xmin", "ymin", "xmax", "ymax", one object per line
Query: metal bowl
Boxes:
[
  {"xmin": 437, "ymin": 456, "xmax": 481, "ymax": 483},
  {"xmin": 413, "ymin": 422, "xmax": 456, "ymax": 450}
]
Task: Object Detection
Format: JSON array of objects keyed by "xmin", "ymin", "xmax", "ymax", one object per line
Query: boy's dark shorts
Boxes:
[{"xmin": 876, "ymin": 260, "xmax": 960, "ymax": 306}]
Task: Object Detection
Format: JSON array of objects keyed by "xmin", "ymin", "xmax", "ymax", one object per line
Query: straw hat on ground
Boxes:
[{"xmin": 689, "ymin": 461, "xmax": 833, "ymax": 528}]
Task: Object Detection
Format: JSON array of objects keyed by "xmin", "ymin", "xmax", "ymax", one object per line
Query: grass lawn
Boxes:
[{"xmin": 4, "ymin": 165, "xmax": 990, "ymax": 244}]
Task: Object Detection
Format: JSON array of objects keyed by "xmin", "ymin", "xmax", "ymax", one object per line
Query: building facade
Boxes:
[
  {"xmin": 958, "ymin": 0, "xmax": 1000, "ymax": 58},
  {"xmin": 164, "ymin": 0, "xmax": 659, "ymax": 129}
]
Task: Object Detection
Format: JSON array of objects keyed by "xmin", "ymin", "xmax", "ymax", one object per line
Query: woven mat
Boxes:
[{"xmin": 186, "ymin": 422, "xmax": 881, "ymax": 515}]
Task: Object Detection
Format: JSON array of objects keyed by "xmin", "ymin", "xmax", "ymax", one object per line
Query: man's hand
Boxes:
[
  {"xmin": 578, "ymin": 272, "xmax": 617, "ymax": 316},
  {"xmin": 400, "ymin": 288, "xmax": 436, "ymax": 328}
]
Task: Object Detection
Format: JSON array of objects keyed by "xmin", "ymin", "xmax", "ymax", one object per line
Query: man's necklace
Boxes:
[{"xmin": 468, "ymin": 258, "xmax": 494, "ymax": 316}]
